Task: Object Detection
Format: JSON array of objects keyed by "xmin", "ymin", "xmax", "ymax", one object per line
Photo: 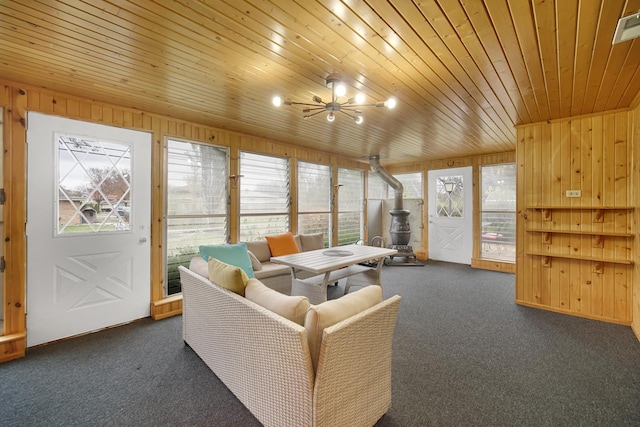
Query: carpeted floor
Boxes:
[{"xmin": 1, "ymin": 260, "xmax": 639, "ymax": 426}]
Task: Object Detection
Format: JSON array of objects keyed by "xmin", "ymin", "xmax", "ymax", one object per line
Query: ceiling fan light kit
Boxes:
[{"xmin": 272, "ymin": 73, "xmax": 396, "ymax": 124}]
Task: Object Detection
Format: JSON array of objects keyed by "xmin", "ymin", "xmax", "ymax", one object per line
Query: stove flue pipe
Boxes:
[{"xmin": 369, "ymin": 155, "xmax": 403, "ymax": 211}]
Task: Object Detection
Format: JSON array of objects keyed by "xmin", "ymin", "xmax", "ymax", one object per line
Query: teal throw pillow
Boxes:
[{"xmin": 199, "ymin": 242, "xmax": 255, "ymax": 279}]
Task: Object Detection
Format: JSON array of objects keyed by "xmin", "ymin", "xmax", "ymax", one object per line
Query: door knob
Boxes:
[{"xmin": 140, "ymin": 237, "xmax": 148, "ymax": 243}]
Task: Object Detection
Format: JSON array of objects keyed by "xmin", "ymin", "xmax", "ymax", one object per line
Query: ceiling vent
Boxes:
[{"xmin": 613, "ymin": 13, "xmax": 640, "ymax": 44}]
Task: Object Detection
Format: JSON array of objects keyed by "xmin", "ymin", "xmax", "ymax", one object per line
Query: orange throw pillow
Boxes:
[{"xmin": 265, "ymin": 232, "xmax": 301, "ymax": 256}]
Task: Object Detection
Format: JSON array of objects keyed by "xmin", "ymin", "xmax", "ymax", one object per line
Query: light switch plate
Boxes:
[{"xmin": 566, "ymin": 190, "xmax": 581, "ymax": 197}]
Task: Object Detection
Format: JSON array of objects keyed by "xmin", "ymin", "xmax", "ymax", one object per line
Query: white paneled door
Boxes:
[
  {"xmin": 427, "ymin": 167, "xmax": 473, "ymax": 264},
  {"xmin": 26, "ymin": 112, "xmax": 151, "ymax": 347}
]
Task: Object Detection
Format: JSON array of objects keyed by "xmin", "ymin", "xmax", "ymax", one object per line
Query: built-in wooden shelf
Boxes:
[
  {"xmin": 526, "ymin": 228, "xmax": 633, "ymax": 237},
  {"xmin": 524, "ymin": 206, "xmax": 635, "ymax": 223},
  {"xmin": 526, "ymin": 251, "xmax": 633, "ymax": 265},
  {"xmin": 525, "ymin": 206, "xmax": 634, "ymax": 210}
]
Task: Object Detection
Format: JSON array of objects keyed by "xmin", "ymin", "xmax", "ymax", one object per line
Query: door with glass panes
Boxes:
[
  {"xmin": 427, "ymin": 167, "xmax": 473, "ymax": 264},
  {"xmin": 26, "ymin": 112, "xmax": 151, "ymax": 347}
]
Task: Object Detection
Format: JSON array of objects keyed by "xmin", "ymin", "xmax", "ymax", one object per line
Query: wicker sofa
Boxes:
[{"xmin": 179, "ymin": 264, "xmax": 401, "ymax": 427}]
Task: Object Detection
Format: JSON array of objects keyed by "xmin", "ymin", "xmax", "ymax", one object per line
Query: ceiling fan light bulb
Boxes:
[
  {"xmin": 355, "ymin": 93, "xmax": 366, "ymax": 104},
  {"xmin": 327, "ymin": 112, "xmax": 335, "ymax": 122},
  {"xmin": 272, "ymin": 96, "xmax": 282, "ymax": 107},
  {"xmin": 355, "ymin": 115, "xmax": 363, "ymax": 124},
  {"xmin": 384, "ymin": 98, "xmax": 397, "ymax": 109},
  {"xmin": 335, "ymin": 83, "xmax": 347, "ymax": 97},
  {"xmin": 312, "ymin": 95, "xmax": 323, "ymax": 103}
]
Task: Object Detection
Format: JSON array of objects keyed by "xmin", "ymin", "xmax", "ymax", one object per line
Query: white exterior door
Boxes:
[
  {"xmin": 428, "ymin": 166, "xmax": 473, "ymax": 264},
  {"xmin": 26, "ymin": 112, "xmax": 151, "ymax": 347}
]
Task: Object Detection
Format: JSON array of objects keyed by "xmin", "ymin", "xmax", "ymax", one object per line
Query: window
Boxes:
[
  {"xmin": 57, "ymin": 135, "xmax": 131, "ymax": 234},
  {"xmin": 394, "ymin": 172, "xmax": 423, "ymax": 198},
  {"xmin": 297, "ymin": 161, "xmax": 331, "ymax": 246},
  {"xmin": 480, "ymin": 164, "xmax": 516, "ymax": 262},
  {"xmin": 239, "ymin": 152, "xmax": 290, "ymax": 241},
  {"xmin": 165, "ymin": 139, "xmax": 228, "ymax": 295},
  {"xmin": 337, "ymin": 168, "xmax": 364, "ymax": 245},
  {"xmin": 436, "ymin": 175, "xmax": 464, "ymax": 218},
  {"xmin": 368, "ymin": 173, "xmax": 388, "ymax": 199},
  {"xmin": 368, "ymin": 171, "xmax": 422, "ymax": 199}
]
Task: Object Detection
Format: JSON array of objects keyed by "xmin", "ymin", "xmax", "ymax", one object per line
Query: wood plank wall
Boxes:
[
  {"xmin": 388, "ymin": 152, "xmax": 517, "ymax": 273},
  {"xmin": 0, "ymin": 79, "xmax": 365, "ymax": 362},
  {"xmin": 633, "ymin": 102, "xmax": 640, "ymax": 340},
  {"xmin": 516, "ymin": 110, "xmax": 637, "ymax": 326}
]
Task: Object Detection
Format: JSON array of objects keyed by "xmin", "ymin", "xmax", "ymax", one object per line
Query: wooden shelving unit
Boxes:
[{"xmin": 523, "ymin": 206, "xmax": 634, "ymax": 268}]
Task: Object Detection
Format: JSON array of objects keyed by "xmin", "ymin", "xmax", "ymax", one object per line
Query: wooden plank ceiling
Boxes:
[{"xmin": 1, "ymin": 0, "xmax": 639, "ymax": 165}]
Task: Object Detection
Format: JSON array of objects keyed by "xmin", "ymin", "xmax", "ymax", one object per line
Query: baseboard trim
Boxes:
[
  {"xmin": 151, "ymin": 294, "xmax": 183, "ymax": 320},
  {"xmin": 515, "ymin": 300, "xmax": 632, "ymax": 326},
  {"xmin": 0, "ymin": 332, "xmax": 27, "ymax": 363},
  {"xmin": 471, "ymin": 257, "xmax": 516, "ymax": 273}
]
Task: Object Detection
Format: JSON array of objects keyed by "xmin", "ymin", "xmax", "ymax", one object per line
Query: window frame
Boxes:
[
  {"xmin": 238, "ymin": 151, "xmax": 291, "ymax": 242},
  {"xmin": 163, "ymin": 137, "xmax": 230, "ymax": 295}
]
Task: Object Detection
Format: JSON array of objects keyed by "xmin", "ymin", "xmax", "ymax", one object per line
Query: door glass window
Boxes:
[
  {"xmin": 57, "ymin": 135, "xmax": 131, "ymax": 234},
  {"xmin": 436, "ymin": 175, "xmax": 463, "ymax": 218}
]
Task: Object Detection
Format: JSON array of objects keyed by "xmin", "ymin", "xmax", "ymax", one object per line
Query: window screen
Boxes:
[
  {"xmin": 480, "ymin": 163, "xmax": 516, "ymax": 262},
  {"xmin": 297, "ymin": 161, "xmax": 331, "ymax": 246},
  {"xmin": 165, "ymin": 139, "xmax": 228, "ymax": 295},
  {"xmin": 337, "ymin": 168, "xmax": 364, "ymax": 245},
  {"xmin": 239, "ymin": 152, "xmax": 290, "ymax": 241}
]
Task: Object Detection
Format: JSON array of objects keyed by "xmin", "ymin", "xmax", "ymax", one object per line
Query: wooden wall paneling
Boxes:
[
  {"xmin": 150, "ymin": 116, "xmax": 165, "ymax": 308},
  {"xmin": 615, "ymin": 113, "xmax": 629, "ymax": 206},
  {"xmin": 532, "ymin": 124, "xmax": 546, "ymax": 303},
  {"xmin": 557, "ymin": 258, "xmax": 571, "ymax": 311},
  {"xmin": 575, "ymin": 119, "xmax": 591, "ymax": 314},
  {"xmin": 549, "ymin": 122, "xmax": 562, "ymax": 307},
  {"xmin": 633, "ymin": 103, "xmax": 640, "ymax": 339},
  {"xmin": 516, "ymin": 127, "xmax": 525, "ymax": 302},
  {"xmin": 0, "ymin": 86, "xmax": 27, "ymax": 362},
  {"xmin": 517, "ymin": 110, "xmax": 634, "ymax": 325}
]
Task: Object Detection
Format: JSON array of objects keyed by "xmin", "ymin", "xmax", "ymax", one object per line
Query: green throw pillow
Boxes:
[{"xmin": 199, "ymin": 242, "xmax": 255, "ymax": 279}]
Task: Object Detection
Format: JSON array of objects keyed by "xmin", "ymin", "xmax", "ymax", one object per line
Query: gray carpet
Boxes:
[{"xmin": 1, "ymin": 261, "xmax": 639, "ymax": 426}]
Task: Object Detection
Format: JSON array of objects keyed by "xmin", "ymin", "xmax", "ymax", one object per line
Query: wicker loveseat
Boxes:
[{"xmin": 178, "ymin": 264, "xmax": 401, "ymax": 427}]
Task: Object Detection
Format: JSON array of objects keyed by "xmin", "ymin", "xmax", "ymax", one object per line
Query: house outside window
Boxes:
[
  {"xmin": 239, "ymin": 152, "xmax": 290, "ymax": 241},
  {"xmin": 337, "ymin": 168, "xmax": 364, "ymax": 245},
  {"xmin": 480, "ymin": 163, "xmax": 516, "ymax": 262},
  {"xmin": 297, "ymin": 161, "xmax": 331, "ymax": 246},
  {"xmin": 165, "ymin": 139, "xmax": 228, "ymax": 295}
]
